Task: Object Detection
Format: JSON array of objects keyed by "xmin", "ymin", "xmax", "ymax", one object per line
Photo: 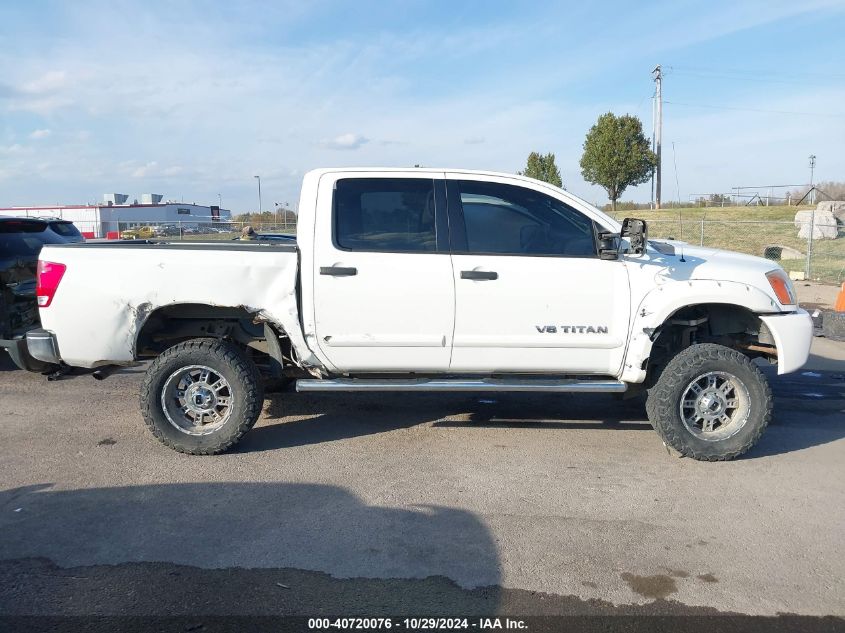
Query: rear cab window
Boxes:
[{"xmin": 333, "ymin": 178, "xmax": 438, "ymax": 252}]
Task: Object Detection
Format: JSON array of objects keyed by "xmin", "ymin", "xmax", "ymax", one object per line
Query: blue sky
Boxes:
[{"xmin": 1, "ymin": 0, "xmax": 844, "ymax": 211}]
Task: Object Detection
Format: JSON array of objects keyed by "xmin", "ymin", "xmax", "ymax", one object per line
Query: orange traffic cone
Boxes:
[{"xmin": 835, "ymin": 283, "xmax": 845, "ymax": 312}]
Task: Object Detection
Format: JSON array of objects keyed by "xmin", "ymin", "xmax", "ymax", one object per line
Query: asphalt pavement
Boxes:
[{"xmin": 0, "ymin": 349, "xmax": 843, "ymax": 619}]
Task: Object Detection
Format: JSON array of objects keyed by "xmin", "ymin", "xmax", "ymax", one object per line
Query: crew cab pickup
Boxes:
[{"xmin": 2, "ymin": 169, "xmax": 813, "ymax": 460}]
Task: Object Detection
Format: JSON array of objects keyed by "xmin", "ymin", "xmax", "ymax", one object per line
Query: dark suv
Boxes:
[{"xmin": 0, "ymin": 218, "xmax": 84, "ymax": 346}]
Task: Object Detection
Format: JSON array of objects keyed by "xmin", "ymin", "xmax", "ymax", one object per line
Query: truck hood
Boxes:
[
  {"xmin": 641, "ymin": 241, "xmax": 786, "ymax": 302},
  {"xmin": 670, "ymin": 244, "xmax": 778, "ymax": 279}
]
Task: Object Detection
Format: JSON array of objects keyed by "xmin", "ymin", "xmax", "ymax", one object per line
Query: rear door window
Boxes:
[{"xmin": 334, "ymin": 178, "xmax": 437, "ymax": 252}]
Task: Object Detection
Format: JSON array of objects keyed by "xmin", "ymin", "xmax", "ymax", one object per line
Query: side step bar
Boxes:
[{"xmin": 296, "ymin": 378, "xmax": 627, "ymax": 393}]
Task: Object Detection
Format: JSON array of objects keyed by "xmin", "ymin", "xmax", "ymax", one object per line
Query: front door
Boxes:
[
  {"xmin": 447, "ymin": 175, "xmax": 631, "ymax": 375},
  {"xmin": 312, "ymin": 174, "xmax": 454, "ymax": 372}
]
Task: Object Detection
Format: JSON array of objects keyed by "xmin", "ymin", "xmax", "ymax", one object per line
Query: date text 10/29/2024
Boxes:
[{"xmin": 308, "ymin": 618, "xmax": 528, "ymax": 630}]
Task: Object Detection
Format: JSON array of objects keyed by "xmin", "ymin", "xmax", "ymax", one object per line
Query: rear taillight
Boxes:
[{"xmin": 36, "ymin": 260, "xmax": 66, "ymax": 307}]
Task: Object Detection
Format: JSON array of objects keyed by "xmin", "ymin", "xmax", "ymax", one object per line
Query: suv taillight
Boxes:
[{"xmin": 36, "ymin": 260, "xmax": 66, "ymax": 307}]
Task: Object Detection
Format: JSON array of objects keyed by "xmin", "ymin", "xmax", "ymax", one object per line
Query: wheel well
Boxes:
[
  {"xmin": 645, "ymin": 303, "xmax": 775, "ymax": 383},
  {"xmin": 135, "ymin": 303, "xmax": 265, "ymax": 357}
]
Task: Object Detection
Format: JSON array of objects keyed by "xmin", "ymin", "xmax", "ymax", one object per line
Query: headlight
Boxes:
[{"xmin": 766, "ymin": 269, "xmax": 797, "ymax": 306}]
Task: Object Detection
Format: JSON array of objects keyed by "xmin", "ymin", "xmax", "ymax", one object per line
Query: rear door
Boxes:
[
  {"xmin": 447, "ymin": 174, "xmax": 631, "ymax": 375},
  {"xmin": 312, "ymin": 173, "xmax": 454, "ymax": 372}
]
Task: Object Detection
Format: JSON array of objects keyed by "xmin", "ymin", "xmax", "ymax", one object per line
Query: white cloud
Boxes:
[
  {"xmin": 131, "ymin": 161, "xmax": 159, "ymax": 178},
  {"xmin": 129, "ymin": 161, "xmax": 186, "ymax": 179},
  {"xmin": 0, "ymin": 0, "xmax": 842, "ymax": 208},
  {"xmin": 20, "ymin": 70, "xmax": 68, "ymax": 94},
  {"xmin": 5, "ymin": 71, "xmax": 75, "ymax": 114},
  {"xmin": 320, "ymin": 133, "xmax": 369, "ymax": 150},
  {"xmin": 30, "ymin": 129, "xmax": 51, "ymax": 139},
  {"xmin": 162, "ymin": 165, "xmax": 184, "ymax": 177}
]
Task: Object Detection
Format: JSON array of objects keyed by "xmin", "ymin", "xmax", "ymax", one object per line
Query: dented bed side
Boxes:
[{"xmin": 36, "ymin": 242, "xmax": 320, "ymax": 369}]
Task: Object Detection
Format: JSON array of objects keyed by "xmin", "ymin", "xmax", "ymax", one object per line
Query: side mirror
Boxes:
[
  {"xmin": 621, "ymin": 218, "xmax": 648, "ymax": 255},
  {"xmin": 597, "ymin": 231, "xmax": 619, "ymax": 260}
]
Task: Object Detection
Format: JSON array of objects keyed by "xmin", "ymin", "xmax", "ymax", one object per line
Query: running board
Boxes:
[{"xmin": 296, "ymin": 378, "xmax": 627, "ymax": 393}]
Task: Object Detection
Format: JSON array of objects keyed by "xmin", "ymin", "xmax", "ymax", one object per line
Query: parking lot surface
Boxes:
[{"xmin": 0, "ymin": 353, "xmax": 843, "ymax": 617}]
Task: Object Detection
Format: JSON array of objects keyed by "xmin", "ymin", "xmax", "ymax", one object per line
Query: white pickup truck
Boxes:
[{"xmin": 2, "ymin": 168, "xmax": 813, "ymax": 460}]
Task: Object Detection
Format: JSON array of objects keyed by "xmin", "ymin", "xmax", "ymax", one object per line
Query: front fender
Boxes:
[{"xmin": 620, "ymin": 279, "xmax": 783, "ymax": 383}]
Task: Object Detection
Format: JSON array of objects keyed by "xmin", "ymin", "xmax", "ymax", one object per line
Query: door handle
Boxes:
[
  {"xmin": 460, "ymin": 270, "xmax": 498, "ymax": 280},
  {"xmin": 320, "ymin": 266, "xmax": 358, "ymax": 276}
]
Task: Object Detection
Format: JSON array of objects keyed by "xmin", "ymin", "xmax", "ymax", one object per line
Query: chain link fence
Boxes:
[
  {"xmin": 622, "ymin": 216, "xmax": 844, "ymax": 285},
  {"xmin": 60, "ymin": 211, "xmax": 845, "ymax": 286},
  {"xmin": 74, "ymin": 218, "xmax": 298, "ymax": 241}
]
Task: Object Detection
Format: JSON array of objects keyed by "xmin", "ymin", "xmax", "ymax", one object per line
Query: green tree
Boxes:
[
  {"xmin": 579, "ymin": 112, "xmax": 655, "ymax": 212},
  {"xmin": 518, "ymin": 151, "xmax": 563, "ymax": 187}
]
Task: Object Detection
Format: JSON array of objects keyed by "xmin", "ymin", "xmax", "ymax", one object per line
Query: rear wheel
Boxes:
[
  {"xmin": 646, "ymin": 343, "xmax": 772, "ymax": 461},
  {"xmin": 140, "ymin": 338, "xmax": 264, "ymax": 454}
]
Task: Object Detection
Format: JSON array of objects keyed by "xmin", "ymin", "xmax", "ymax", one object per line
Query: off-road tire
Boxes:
[
  {"xmin": 140, "ymin": 338, "xmax": 264, "ymax": 454},
  {"xmin": 646, "ymin": 343, "xmax": 772, "ymax": 461}
]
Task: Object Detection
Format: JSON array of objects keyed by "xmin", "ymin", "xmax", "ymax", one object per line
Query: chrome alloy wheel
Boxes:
[
  {"xmin": 679, "ymin": 371, "xmax": 751, "ymax": 441},
  {"xmin": 161, "ymin": 365, "xmax": 233, "ymax": 436}
]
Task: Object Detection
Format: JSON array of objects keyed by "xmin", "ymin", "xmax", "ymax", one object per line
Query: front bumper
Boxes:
[
  {"xmin": 760, "ymin": 309, "xmax": 814, "ymax": 375},
  {"xmin": 0, "ymin": 328, "xmax": 61, "ymax": 372}
]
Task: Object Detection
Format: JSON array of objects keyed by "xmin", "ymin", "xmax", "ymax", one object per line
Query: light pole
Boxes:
[
  {"xmin": 217, "ymin": 193, "xmax": 222, "ymax": 207},
  {"xmin": 808, "ymin": 155, "xmax": 816, "ymax": 205},
  {"xmin": 274, "ymin": 202, "xmax": 280, "ymax": 228},
  {"xmin": 253, "ymin": 175, "xmax": 262, "ymax": 217}
]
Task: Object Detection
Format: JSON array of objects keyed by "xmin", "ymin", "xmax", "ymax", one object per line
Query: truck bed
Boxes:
[{"xmin": 36, "ymin": 240, "xmax": 302, "ymax": 368}]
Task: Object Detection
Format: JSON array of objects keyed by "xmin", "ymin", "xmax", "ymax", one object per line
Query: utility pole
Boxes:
[
  {"xmin": 650, "ymin": 89, "xmax": 656, "ymax": 209},
  {"xmin": 652, "ymin": 65, "xmax": 663, "ymax": 209},
  {"xmin": 808, "ymin": 155, "xmax": 816, "ymax": 205},
  {"xmin": 254, "ymin": 175, "xmax": 262, "ymax": 216}
]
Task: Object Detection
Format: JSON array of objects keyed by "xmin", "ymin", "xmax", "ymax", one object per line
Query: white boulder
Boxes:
[
  {"xmin": 795, "ymin": 208, "xmax": 838, "ymax": 240},
  {"xmin": 816, "ymin": 201, "xmax": 845, "ymax": 224}
]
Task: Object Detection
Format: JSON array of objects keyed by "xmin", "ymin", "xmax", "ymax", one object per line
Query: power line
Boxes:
[
  {"xmin": 663, "ymin": 100, "xmax": 845, "ymax": 118},
  {"xmin": 666, "ymin": 64, "xmax": 845, "ymax": 81},
  {"xmin": 666, "ymin": 68, "xmax": 829, "ymax": 87}
]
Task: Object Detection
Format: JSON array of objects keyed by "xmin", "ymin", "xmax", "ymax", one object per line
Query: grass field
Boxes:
[{"xmin": 611, "ymin": 206, "xmax": 844, "ymax": 284}]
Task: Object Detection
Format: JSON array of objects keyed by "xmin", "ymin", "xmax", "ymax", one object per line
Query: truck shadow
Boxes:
[
  {"xmin": 0, "ymin": 482, "xmax": 501, "ymax": 615},
  {"xmin": 242, "ymin": 391, "xmax": 653, "ymax": 453},
  {"xmin": 246, "ymin": 371, "xmax": 845, "ymax": 459},
  {"xmin": 746, "ymin": 368, "xmax": 845, "ymax": 458}
]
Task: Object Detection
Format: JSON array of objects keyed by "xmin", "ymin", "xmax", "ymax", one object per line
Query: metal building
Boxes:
[{"xmin": 0, "ymin": 194, "xmax": 232, "ymax": 239}]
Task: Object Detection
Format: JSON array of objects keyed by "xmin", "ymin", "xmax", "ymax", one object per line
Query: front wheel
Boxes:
[
  {"xmin": 646, "ymin": 343, "xmax": 772, "ymax": 461},
  {"xmin": 140, "ymin": 338, "xmax": 264, "ymax": 454}
]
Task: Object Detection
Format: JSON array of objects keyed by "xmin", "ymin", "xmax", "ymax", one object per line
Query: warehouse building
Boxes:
[{"xmin": 0, "ymin": 193, "xmax": 232, "ymax": 239}]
